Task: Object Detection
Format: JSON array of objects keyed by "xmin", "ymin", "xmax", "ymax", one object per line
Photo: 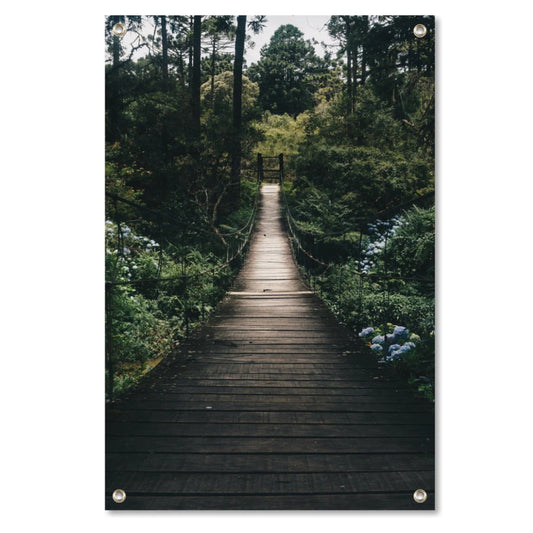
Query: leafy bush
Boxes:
[
  {"xmin": 385, "ymin": 206, "xmax": 435, "ymax": 280},
  {"xmin": 290, "ymin": 203, "xmax": 435, "ymax": 402},
  {"xmin": 105, "ymin": 188, "xmax": 256, "ymax": 401}
]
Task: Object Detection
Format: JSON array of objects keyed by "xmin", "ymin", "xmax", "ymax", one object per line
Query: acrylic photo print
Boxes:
[{"xmin": 105, "ymin": 14, "xmax": 435, "ymax": 510}]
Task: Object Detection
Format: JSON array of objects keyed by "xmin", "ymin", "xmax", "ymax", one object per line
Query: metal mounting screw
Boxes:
[
  {"xmin": 413, "ymin": 24, "xmax": 427, "ymax": 38},
  {"xmin": 112, "ymin": 489, "xmax": 127, "ymax": 503},
  {"xmin": 413, "ymin": 489, "xmax": 427, "ymax": 503},
  {"xmin": 112, "ymin": 23, "xmax": 127, "ymax": 37}
]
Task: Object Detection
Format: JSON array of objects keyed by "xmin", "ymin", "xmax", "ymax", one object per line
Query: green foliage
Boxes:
[
  {"xmin": 386, "ymin": 206, "xmax": 435, "ymax": 280},
  {"xmin": 289, "ymin": 204, "xmax": 435, "ymax": 401},
  {"xmin": 293, "ymin": 144, "xmax": 432, "ymax": 221},
  {"xmin": 105, "ymin": 183, "xmax": 257, "ymax": 401},
  {"xmin": 309, "ymin": 265, "xmax": 434, "ymax": 401},
  {"xmin": 255, "ymin": 113, "xmax": 307, "ymax": 158},
  {"xmin": 201, "ymin": 72, "xmax": 261, "ymax": 157},
  {"xmin": 313, "ymin": 263, "xmax": 434, "ymax": 334}
]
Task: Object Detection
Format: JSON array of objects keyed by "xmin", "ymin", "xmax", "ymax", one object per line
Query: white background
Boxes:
[{"xmin": 2, "ymin": 1, "xmax": 532, "ymax": 531}]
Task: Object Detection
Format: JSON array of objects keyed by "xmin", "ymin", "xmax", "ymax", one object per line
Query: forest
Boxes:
[{"xmin": 105, "ymin": 15, "xmax": 435, "ymax": 402}]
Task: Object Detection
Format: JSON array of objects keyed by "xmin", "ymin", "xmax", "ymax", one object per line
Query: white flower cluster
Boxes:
[
  {"xmin": 105, "ymin": 221, "xmax": 159, "ymax": 253},
  {"xmin": 356, "ymin": 215, "xmax": 404, "ymax": 274},
  {"xmin": 105, "ymin": 220, "xmax": 161, "ymax": 280}
]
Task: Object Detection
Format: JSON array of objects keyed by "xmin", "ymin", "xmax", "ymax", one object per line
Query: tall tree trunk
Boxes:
[
  {"xmin": 361, "ymin": 16, "xmax": 368, "ymax": 85},
  {"xmin": 211, "ymin": 36, "xmax": 217, "ymax": 109},
  {"xmin": 178, "ymin": 51, "xmax": 185, "ymax": 87},
  {"xmin": 160, "ymin": 15, "xmax": 169, "ymax": 175},
  {"xmin": 161, "ymin": 15, "xmax": 168, "ymax": 83},
  {"xmin": 191, "ymin": 16, "xmax": 202, "ymax": 161},
  {"xmin": 346, "ymin": 46, "xmax": 353, "ymax": 115},
  {"xmin": 230, "ymin": 15, "xmax": 246, "ymax": 205},
  {"xmin": 112, "ymin": 35, "xmax": 120, "ymax": 66},
  {"xmin": 188, "ymin": 16, "xmax": 194, "ymax": 87},
  {"xmin": 108, "ymin": 16, "xmax": 122, "ymax": 142},
  {"xmin": 344, "ymin": 17, "xmax": 354, "ymax": 116},
  {"xmin": 352, "ymin": 44, "xmax": 358, "ymax": 111}
]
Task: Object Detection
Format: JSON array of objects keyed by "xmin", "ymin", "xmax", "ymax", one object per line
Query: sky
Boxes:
[{"xmin": 243, "ymin": 15, "xmax": 337, "ymax": 64}]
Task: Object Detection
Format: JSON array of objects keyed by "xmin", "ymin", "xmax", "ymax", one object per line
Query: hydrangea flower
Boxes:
[
  {"xmin": 389, "ymin": 344, "xmax": 413, "ymax": 360},
  {"xmin": 386, "ymin": 333, "xmax": 397, "ymax": 344},
  {"xmin": 397, "ymin": 344, "xmax": 412, "ymax": 354},
  {"xmin": 358, "ymin": 327, "xmax": 375, "ymax": 338},
  {"xmin": 370, "ymin": 344, "xmax": 383, "ymax": 353},
  {"xmin": 372, "ymin": 335, "xmax": 385, "ymax": 345},
  {"xmin": 410, "ymin": 333, "xmax": 421, "ymax": 343},
  {"xmin": 393, "ymin": 326, "xmax": 410, "ymax": 339},
  {"xmin": 388, "ymin": 344, "xmax": 401, "ymax": 354}
]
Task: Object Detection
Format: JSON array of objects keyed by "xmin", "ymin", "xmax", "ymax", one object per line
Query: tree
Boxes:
[
  {"xmin": 327, "ymin": 16, "xmax": 370, "ymax": 116},
  {"xmin": 248, "ymin": 24, "xmax": 327, "ymax": 116},
  {"xmin": 203, "ymin": 16, "xmax": 236, "ymax": 109},
  {"xmin": 160, "ymin": 15, "xmax": 169, "ymax": 82},
  {"xmin": 105, "ymin": 15, "xmax": 144, "ymax": 142},
  {"xmin": 201, "ymin": 71, "xmax": 260, "ymax": 154},
  {"xmin": 229, "ymin": 16, "xmax": 247, "ymax": 203},
  {"xmin": 191, "ymin": 16, "xmax": 202, "ymax": 159}
]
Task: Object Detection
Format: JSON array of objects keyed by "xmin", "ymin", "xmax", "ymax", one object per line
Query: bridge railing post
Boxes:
[
  {"xmin": 279, "ymin": 153, "xmax": 284, "ymax": 184},
  {"xmin": 257, "ymin": 153, "xmax": 263, "ymax": 183}
]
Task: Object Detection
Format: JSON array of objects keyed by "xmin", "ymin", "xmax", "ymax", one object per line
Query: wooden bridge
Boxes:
[{"xmin": 106, "ymin": 184, "xmax": 435, "ymax": 510}]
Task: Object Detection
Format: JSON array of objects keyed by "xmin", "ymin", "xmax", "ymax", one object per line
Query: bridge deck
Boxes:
[{"xmin": 106, "ymin": 184, "xmax": 435, "ymax": 510}]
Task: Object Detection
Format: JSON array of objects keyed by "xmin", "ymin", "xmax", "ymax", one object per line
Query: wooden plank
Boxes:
[
  {"xmin": 106, "ymin": 470, "xmax": 435, "ymax": 495},
  {"xmin": 106, "ymin": 452, "xmax": 435, "ymax": 473},
  {"xmin": 107, "ymin": 422, "xmax": 433, "ymax": 438},
  {"xmin": 117, "ymin": 399, "xmax": 434, "ymax": 413},
  {"xmin": 143, "ymin": 385, "xmax": 413, "ymax": 395},
  {"xmin": 124, "ymin": 390, "xmax": 423, "ymax": 404},
  {"xmin": 143, "ymin": 379, "xmax": 407, "ymax": 389},
  {"xmin": 107, "ymin": 410, "xmax": 434, "ymax": 425},
  {"xmin": 106, "ymin": 436, "xmax": 434, "ymax": 454}
]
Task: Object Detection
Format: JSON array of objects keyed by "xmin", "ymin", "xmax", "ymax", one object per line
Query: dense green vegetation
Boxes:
[{"xmin": 105, "ymin": 15, "xmax": 435, "ymax": 401}]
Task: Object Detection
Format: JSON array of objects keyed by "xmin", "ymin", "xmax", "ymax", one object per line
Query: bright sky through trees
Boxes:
[
  {"xmin": 118, "ymin": 15, "xmax": 336, "ymax": 67},
  {"xmin": 244, "ymin": 16, "xmax": 336, "ymax": 63}
]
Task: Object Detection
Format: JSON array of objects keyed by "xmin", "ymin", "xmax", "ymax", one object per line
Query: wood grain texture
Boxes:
[{"xmin": 106, "ymin": 185, "xmax": 435, "ymax": 510}]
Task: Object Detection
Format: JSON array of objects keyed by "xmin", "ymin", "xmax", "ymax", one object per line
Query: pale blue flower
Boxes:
[
  {"xmin": 388, "ymin": 344, "xmax": 401, "ymax": 354},
  {"xmin": 386, "ymin": 333, "xmax": 397, "ymax": 344},
  {"xmin": 372, "ymin": 335, "xmax": 385, "ymax": 345},
  {"xmin": 393, "ymin": 326, "xmax": 410, "ymax": 340},
  {"xmin": 359, "ymin": 327, "xmax": 375, "ymax": 338},
  {"xmin": 370, "ymin": 344, "xmax": 383, "ymax": 353}
]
